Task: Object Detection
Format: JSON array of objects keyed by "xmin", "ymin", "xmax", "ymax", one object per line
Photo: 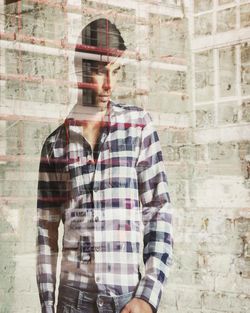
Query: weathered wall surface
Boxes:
[{"xmin": 0, "ymin": 0, "xmax": 249, "ymax": 313}]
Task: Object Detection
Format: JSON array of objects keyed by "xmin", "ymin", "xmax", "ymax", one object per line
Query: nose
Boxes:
[{"xmin": 102, "ymin": 69, "xmax": 111, "ymax": 91}]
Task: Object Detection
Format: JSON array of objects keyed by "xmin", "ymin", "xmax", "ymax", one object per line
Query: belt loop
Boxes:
[
  {"xmin": 76, "ymin": 289, "xmax": 83, "ymax": 310},
  {"xmin": 113, "ymin": 295, "xmax": 120, "ymax": 313}
]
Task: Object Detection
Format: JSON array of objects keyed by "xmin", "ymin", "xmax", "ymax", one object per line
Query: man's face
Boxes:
[{"xmin": 91, "ymin": 60, "xmax": 121, "ymax": 109}]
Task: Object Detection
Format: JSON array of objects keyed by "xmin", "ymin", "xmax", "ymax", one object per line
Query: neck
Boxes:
[
  {"xmin": 68, "ymin": 103, "xmax": 108, "ymax": 120},
  {"xmin": 67, "ymin": 102, "xmax": 110, "ymax": 129}
]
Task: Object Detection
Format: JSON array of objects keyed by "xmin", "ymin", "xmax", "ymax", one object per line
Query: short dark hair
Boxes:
[
  {"xmin": 76, "ymin": 18, "xmax": 126, "ymax": 56},
  {"xmin": 75, "ymin": 18, "xmax": 126, "ymax": 106}
]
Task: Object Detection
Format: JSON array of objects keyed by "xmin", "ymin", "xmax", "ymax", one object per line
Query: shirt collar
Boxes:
[{"xmin": 65, "ymin": 100, "xmax": 113, "ymax": 126}]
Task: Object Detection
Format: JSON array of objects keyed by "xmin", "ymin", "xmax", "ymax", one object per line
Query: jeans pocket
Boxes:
[
  {"xmin": 62, "ymin": 306, "xmax": 70, "ymax": 313},
  {"xmin": 56, "ymin": 304, "xmax": 70, "ymax": 313},
  {"xmin": 116, "ymin": 292, "xmax": 134, "ymax": 313},
  {"xmin": 61, "ymin": 304, "xmax": 82, "ymax": 313},
  {"xmin": 57, "ymin": 302, "xmax": 79, "ymax": 313}
]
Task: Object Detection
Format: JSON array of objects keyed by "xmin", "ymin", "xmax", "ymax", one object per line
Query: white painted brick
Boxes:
[{"xmin": 1, "ymin": 1, "xmax": 250, "ymax": 313}]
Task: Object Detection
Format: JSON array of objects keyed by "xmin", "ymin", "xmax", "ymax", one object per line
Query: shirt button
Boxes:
[
  {"xmin": 95, "ymin": 246, "xmax": 100, "ymax": 252},
  {"xmin": 81, "ymin": 254, "xmax": 91, "ymax": 262},
  {"xmin": 93, "ymin": 186, "xmax": 98, "ymax": 192},
  {"xmin": 97, "ymin": 298, "xmax": 104, "ymax": 307},
  {"xmin": 95, "ymin": 216, "xmax": 99, "ymax": 222},
  {"xmin": 96, "ymin": 276, "xmax": 100, "ymax": 282},
  {"xmin": 87, "ymin": 159, "xmax": 95, "ymax": 165}
]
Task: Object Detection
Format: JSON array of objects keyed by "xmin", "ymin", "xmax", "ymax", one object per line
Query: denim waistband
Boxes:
[{"xmin": 58, "ymin": 284, "xmax": 135, "ymax": 311}]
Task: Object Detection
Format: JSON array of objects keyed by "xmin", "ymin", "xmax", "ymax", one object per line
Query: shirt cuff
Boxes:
[{"xmin": 134, "ymin": 276, "xmax": 163, "ymax": 312}]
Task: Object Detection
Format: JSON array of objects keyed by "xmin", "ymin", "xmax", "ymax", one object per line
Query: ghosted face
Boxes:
[
  {"xmin": 76, "ymin": 18, "xmax": 126, "ymax": 108},
  {"xmin": 91, "ymin": 60, "xmax": 121, "ymax": 109},
  {"xmin": 81, "ymin": 59, "xmax": 122, "ymax": 108}
]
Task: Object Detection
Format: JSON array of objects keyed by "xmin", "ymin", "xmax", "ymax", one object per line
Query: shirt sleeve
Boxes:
[
  {"xmin": 134, "ymin": 112, "xmax": 174, "ymax": 312},
  {"xmin": 36, "ymin": 141, "xmax": 65, "ymax": 313}
]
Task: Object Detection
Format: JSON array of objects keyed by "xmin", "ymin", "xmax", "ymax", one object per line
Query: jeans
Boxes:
[{"xmin": 56, "ymin": 285, "xmax": 135, "ymax": 313}]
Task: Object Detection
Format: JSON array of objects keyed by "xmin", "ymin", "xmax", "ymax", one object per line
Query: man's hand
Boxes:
[{"xmin": 120, "ymin": 297, "xmax": 153, "ymax": 313}]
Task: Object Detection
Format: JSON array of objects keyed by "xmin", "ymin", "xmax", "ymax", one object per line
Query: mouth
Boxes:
[
  {"xmin": 98, "ymin": 94, "xmax": 110, "ymax": 102},
  {"xmin": 99, "ymin": 94, "xmax": 110, "ymax": 97}
]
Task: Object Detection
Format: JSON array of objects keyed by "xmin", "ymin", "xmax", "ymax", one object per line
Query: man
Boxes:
[{"xmin": 37, "ymin": 18, "xmax": 173, "ymax": 313}]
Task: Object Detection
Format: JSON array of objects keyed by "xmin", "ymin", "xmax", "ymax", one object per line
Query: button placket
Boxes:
[{"xmin": 87, "ymin": 152, "xmax": 95, "ymax": 185}]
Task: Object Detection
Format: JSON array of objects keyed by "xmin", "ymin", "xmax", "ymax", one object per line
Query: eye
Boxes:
[
  {"xmin": 113, "ymin": 66, "xmax": 121, "ymax": 75},
  {"xmin": 92, "ymin": 64, "xmax": 106, "ymax": 75},
  {"xmin": 97, "ymin": 67, "xmax": 106, "ymax": 75}
]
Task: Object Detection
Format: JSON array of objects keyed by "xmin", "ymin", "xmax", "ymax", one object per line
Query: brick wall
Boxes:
[{"xmin": 0, "ymin": 1, "xmax": 249, "ymax": 313}]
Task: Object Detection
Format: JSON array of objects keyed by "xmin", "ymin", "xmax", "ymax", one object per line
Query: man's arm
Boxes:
[
  {"xmin": 133, "ymin": 112, "xmax": 173, "ymax": 312},
  {"xmin": 36, "ymin": 142, "xmax": 63, "ymax": 313}
]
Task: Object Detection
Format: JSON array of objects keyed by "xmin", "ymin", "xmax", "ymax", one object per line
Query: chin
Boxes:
[
  {"xmin": 95, "ymin": 102, "xmax": 106, "ymax": 111},
  {"xmin": 99, "ymin": 99, "xmax": 110, "ymax": 106}
]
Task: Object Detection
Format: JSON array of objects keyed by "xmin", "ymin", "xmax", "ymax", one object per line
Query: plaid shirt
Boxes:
[{"xmin": 36, "ymin": 101, "xmax": 173, "ymax": 313}]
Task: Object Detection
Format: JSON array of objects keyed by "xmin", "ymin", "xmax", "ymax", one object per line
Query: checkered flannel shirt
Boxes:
[{"xmin": 36, "ymin": 101, "xmax": 173, "ymax": 313}]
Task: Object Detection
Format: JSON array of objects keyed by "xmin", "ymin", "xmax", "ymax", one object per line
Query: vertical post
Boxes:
[{"xmin": 135, "ymin": 1, "xmax": 149, "ymax": 108}]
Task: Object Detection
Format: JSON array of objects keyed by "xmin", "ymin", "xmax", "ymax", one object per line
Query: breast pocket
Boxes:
[
  {"xmin": 110, "ymin": 142, "xmax": 136, "ymax": 164},
  {"xmin": 118, "ymin": 143, "xmax": 133, "ymax": 152},
  {"xmin": 103, "ymin": 139, "xmax": 139, "ymax": 190}
]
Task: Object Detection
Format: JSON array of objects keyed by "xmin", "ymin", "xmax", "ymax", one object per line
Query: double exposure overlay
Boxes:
[
  {"xmin": 0, "ymin": 1, "xmax": 249, "ymax": 313},
  {"xmin": 37, "ymin": 18, "xmax": 173, "ymax": 313}
]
